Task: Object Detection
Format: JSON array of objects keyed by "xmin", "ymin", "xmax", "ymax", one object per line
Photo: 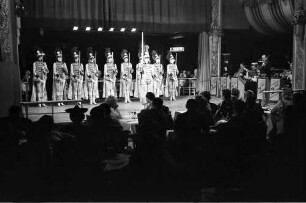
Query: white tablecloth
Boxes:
[{"xmin": 119, "ymin": 118, "xmax": 138, "ymax": 134}]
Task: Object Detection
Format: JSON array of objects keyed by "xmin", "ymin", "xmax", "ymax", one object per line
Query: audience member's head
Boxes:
[
  {"xmin": 186, "ymin": 99, "xmax": 198, "ymax": 112},
  {"xmin": 8, "ymin": 105, "xmax": 22, "ymax": 122},
  {"xmin": 146, "ymin": 92, "xmax": 155, "ymax": 104},
  {"xmin": 37, "ymin": 115, "xmax": 54, "ymax": 132},
  {"xmin": 195, "ymin": 95, "xmax": 209, "ymax": 111},
  {"xmin": 90, "ymin": 106, "xmax": 105, "ymax": 124},
  {"xmin": 152, "ymin": 97, "xmax": 163, "ymax": 109},
  {"xmin": 282, "ymin": 87, "xmax": 293, "ymax": 100},
  {"xmin": 231, "ymin": 88, "xmax": 240, "ymax": 101},
  {"xmin": 245, "ymin": 90, "xmax": 256, "ymax": 104},
  {"xmin": 65, "ymin": 105, "xmax": 88, "ymax": 124},
  {"xmin": 200, "ymin": 91, "xmax": 211, "ymax": 102},
  {"xmin": 104, "ymin": 96, "xmax": 118, "ymax": 109},
  {"xmin": 222, "ymin": 89, "xmax": 231, "ymax": 101}
]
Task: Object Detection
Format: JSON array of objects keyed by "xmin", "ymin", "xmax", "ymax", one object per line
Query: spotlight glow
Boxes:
[
  {"xmin": 131, "ymin": 28, "xmax": 136, "ymax": 32},
  {"xmin": 97, "ymin": 27, "xmax": 103, "ymax": 31},
  {"xmin": 73, "ymin": 26, "xmax": 78, "ymax": 31},
  {"xmin": 120, "ymin": 28, "xmax": 125, "ymax": 32},
  {"xmin": 109, "ymin": 27, "xmax": 114, "ymax": 32},
  {"xmin": 85, "ymin": 27, "xmax": 91, "ymax": 31}
]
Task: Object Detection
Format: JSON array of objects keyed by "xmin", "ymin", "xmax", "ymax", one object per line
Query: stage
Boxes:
[{"xmin": 22, "ymin": 96, "xmax": 222, "ymax": 123}]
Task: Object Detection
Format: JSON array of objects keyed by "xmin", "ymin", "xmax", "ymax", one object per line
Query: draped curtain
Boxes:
[
  {"xmin": 197, "ymin": 32, "xmax": 210, "ymax": 92},
  {"xmin": 23, "ymin": 0, "xmax": 211, "ymax": 33}
]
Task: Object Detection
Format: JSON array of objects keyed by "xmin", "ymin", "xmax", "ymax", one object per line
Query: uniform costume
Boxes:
[
  {"xmin": 139, "ymin": 45, "xmax": 154, "ymax": 104},
  {"xmin": 165, "ymin": 51, "xmax": 178, "ymax": 101},
  {"xmin": 68, "ymin": 47, "xmax": 84, "ymax": 104},
  {"xmin": 103, "ymin": 48, "xmax": 118, "ymax": 98},
  {"xmin": 152, "ymin": 50, "xmax": 164, "ymax": 97},
  {"xmin": 31, "ymin": 48, "xmax": 49, "ymax": 107},
  {"xmin": 134, "ymin": 49, "xmax": 144, "ymax": 98},
  {"xmin": 84, "ymin": 47, "xmax": 99, "ymax": 105},
  {"xmin": 119, "ymin": 49, "xmax": 133, "ymax": 103},
  {"xmin": 52, "ymin": 48, "xmax": 68, "ymax": 106}
]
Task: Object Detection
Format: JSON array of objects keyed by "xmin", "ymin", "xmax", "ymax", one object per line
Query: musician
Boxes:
[
  {"xmin": 68, "ymin": 47, "xmax": 84, "ymax": 105},
  {"xmin": 165, "ymin": 51, "xmax": 179, "ymax": 101},
  {"xmin": 134, "ymin": 48, "xmax": 143, "ymax": 99},
  {"xmin": 84, "ymin": 47, "xmax": 99, "ymax": 105},
  {"xmin": 152, "ymin": 50, "xmax": 164, "ymax": 97},
  {"xmin": 103, "ymin": 48, "xmax": 118, "ymax": 98},
  {"xmin": 52, "ymin": 48, "xmax": 68, "ymax": 106},
  {"xmin": 139, "ymin": 45, "xmax": 154, "ymax": 104},
  {"xmin": 31, "ymin": 48, "xmax": 49, "ymax": 107},
  {"xmin": 234, "ymin": 63, "xmax": 248, "ymax": 79},
  {"xmin": 259, "ymin": 54, "xmax": 271, "ymax": 78},
  {"xmin": 120, "ymin": 49, "xmax": 133, "ymax": 103}
]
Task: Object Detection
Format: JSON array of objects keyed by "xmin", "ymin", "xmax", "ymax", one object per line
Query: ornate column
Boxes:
[
  {"xmin": 209, "ymin": 0, "xmax": 222, "ymax": 97},
  {"xmin": 292, "ymin": 0, "xmax": 306, "ymax": 90},
  {"xmin": 0, "ymin": 0, "xmax": 21, "ymax": 117}
]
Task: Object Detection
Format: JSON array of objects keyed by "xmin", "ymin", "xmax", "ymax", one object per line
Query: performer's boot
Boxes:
[
  {"xmin": 42, "ymin": 103, "xmax": 47, "ymax": 107},
  {"xmin": 61, "ymin": 102, "xmax": 65, "ymax": 106},
  {"xmin": 89, "ymin": 98, "xmax": 93, "ymax": 105},
  {"xmin": 57, "ymin": 102, "xmax": 61, "ymax": 107},
  {"xmin": 92, "ymin": 96, "xmax": 97, "ymax": 104},
  {"xmin": 38, "ymin": 103, "xmax": 42, "ymax": 107}
]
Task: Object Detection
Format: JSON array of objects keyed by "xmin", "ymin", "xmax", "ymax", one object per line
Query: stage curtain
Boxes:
[
  {"xmin": 197, "ymin": 32, "xmax": 210, "ymax": 92},
  {"xmin": 23, "ymin": 0, "xmax": 211, "ymax": 33}
]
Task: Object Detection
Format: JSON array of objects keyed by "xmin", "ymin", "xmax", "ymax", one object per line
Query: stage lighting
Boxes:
[
  {"xmin": 73, "ymin": 26, "xmax": 78, "ymax": 31},
  {"xmin": 98, "ymin": 27, "xmax": 103, "ymax": 31},
  {"xmin": 85, "ymin": 27, "xmax": 91, "ymax": 31},
  {"xmin": 120, "ymin": 28, "xmax": 125, "ymax": 32},
  {"xmin": 109, "ymin": 27, "xmax": 114, "ymax": 32},
  {"xmin": 131, "ymin": 28, "xmax": 136, "ymax": 32}
]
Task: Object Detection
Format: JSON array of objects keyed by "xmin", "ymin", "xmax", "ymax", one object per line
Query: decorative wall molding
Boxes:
[
  {"xmin": 209, "ymin": 0, "xmax": 222, "ymax": 96},
  {"xmin": 292, "ymin": 0, "xmax": 306, "ymax": 90},
  {"xmin": 0, "ymin": 0, "xmax": 12, "ymax": 61}
]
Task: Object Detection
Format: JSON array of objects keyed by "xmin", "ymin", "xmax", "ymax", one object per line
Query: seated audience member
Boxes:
[
  {"xmin": 195, "ymin": 95, "xmax": 214, "ymax": 126},
  {"xmin": 174, "ymin": 99, "xmax": 209, "ymax": 181},
  {"xmin": 61, "ymin": 105, "xmax": 88, "ymax": 138},
  {"xmin": 24, "ymin": 115, "xmax": 76, "ymax": 184},
  {"xmin": 201, "ymin": 91, "xmax": 218, "ymax": 115},
  {"xmin": 215, "ymin": 89, "xmax": 233, "ymax": 121},
  {"xmin": 136, "ymin": 98, "xmax": 176, "ymax": 180},
  {"xmin": 86, "ymin": 105, "xmax": 124, "ymax": 164},
  {"xmin": 231, "ymin": 88, "xmax": 246, "ymax": 117},
  {"xmin": 0, "ymin": 105, "xmax": 32, "ymax": 149},
  {"xmin": 138, "ymin": 98, "xmax": 170, "ymax": 144},
  {"xmin": 104, "ymin": 96, "xmax": 123, "ymax": 120},
  {"xmin": 174, "ymin": 99, "xmax": 209, "ymax": 146},
  {"xmin": 144, "ymin": 92, "xmax": 155, "ymax": 109},
  {"xmin": 179, "ymin": 70, "xmax": 187, "ymax": 78},
  {"xmin": 153, "ymin": 97, "xmax": 174, "ymax": 130},
  {"xmin": 271, "ymin": 87, "xmax": 293, "ymax": 136}
]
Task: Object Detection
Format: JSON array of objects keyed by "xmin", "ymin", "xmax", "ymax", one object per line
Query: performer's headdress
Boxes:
[
  {"xmin": 105, "ymin": 48, "xmax": 113, "ymax": 59},
  {"xmin": 144, "ymin": 45, "xmax": 150, "ymax": 59},
  {"xmin": 55, "ymin": 48, "xmax": 62, "ymax": 58},
  {"xmin": 71, "ymin": 47, "xmax": 79, "ymax": 58},
  {"xmin": 35, "ymin": 48, "xmax": 45, "ymax": 57},
  {"xmin": 152, "ymin": 50, "xmax": 160, "ymax": 62},
  {"xmin": 167, "ymin": 51, "xmax": 175, "ymax": 61},
  {"xmin": 86, "ymin": 47, "xmax": 95, "ymax": 59},
  {"xmin": 121, "ymin": 49, "xmax": 129, "ymax": 60}
]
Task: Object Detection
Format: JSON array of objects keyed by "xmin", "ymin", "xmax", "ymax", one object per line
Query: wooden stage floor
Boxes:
[{"xmin": 23, "ymin": 96, "xmax": 222, "ymax": 123}]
